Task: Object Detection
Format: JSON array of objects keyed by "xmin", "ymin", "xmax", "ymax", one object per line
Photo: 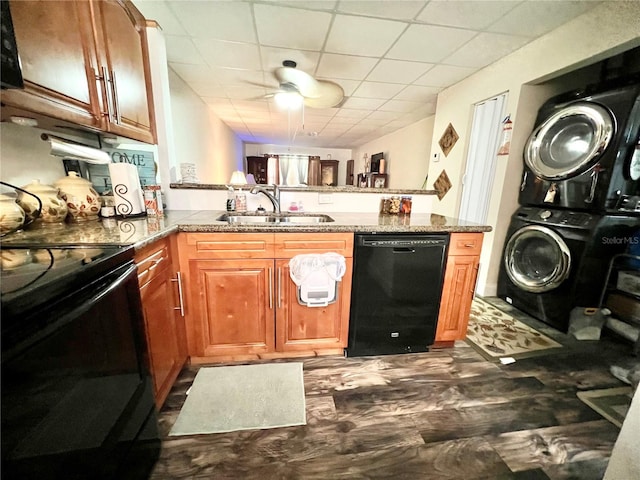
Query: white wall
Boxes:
[
  {"xmin": 244, "ymin": 144, "xmax": 352, "ymax": 185},
  {"xmin": 168, "ymin": 69, "xmax": 243, "ymax": 186},
  {"xmin": 353, "ymin": 116, "xmax": 435, "ymax": 190},
  {"xmin": 426, "ymin": 1, "xmax": 640, "ymax": 296}
]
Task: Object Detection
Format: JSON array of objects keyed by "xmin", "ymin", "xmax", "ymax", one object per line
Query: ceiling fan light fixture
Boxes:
[{"xmin": 274, "ymin": 91, "xmax": 303, "ymax": 110}]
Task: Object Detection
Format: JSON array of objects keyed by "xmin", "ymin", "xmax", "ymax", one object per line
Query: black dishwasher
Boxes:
[{"xmin": 347, "ymin": 233, "xmax": 449, "ymax": 356}]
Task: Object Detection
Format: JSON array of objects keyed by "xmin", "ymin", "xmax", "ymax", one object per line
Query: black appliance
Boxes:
[
  {"xmin": 1, "ymin": 245, "xmax": 160, "ymax": 480},
  {"xmin": 347, "ymin": 233, "xmax": 448, "ymax": 356},
  {"xmin": 1, "ymin": 0, "xmax": 24, "ymax": 89},
  {"xmin": 497, "ymin": 206, "xmax": 639, "ymax": 331},
  {"xmin": 519, "ymin": 79, "xmax": 640, "ymax": 214}
]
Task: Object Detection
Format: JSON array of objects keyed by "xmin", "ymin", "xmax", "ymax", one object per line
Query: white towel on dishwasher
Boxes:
[{"xmin": 289, "ymin": 253, "xmax": 346, "ymax": 306}]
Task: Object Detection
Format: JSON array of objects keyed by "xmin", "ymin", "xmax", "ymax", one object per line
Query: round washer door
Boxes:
[
  {"xmin": 525, "ymin": 102, "xmax": 613, "ymax": 180},
  {"xmin": 504, "ymin": 225, "xmax": 571, "ymax": 293}
]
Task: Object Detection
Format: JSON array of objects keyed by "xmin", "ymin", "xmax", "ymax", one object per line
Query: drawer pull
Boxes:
[
  {"xmin": 172, "ymin": 272, "xmax": 185, "ymax": 316},
  {"xmin": 277, "ymin": 267, "xmax": 282, "ymax": 309}
]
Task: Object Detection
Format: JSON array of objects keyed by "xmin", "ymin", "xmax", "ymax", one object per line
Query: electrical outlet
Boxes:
[{"xmin": 318, "ymin": 193, "xmax": 333, "ymax": 204}]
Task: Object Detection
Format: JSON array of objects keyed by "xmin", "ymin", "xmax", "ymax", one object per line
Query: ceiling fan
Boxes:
[{"xmin": 254, "ymin": 60, "xmax": 345, "ymax": 109}]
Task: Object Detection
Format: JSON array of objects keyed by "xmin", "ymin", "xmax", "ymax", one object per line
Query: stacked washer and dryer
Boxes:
[{"xmin": 498, "ymin": 78, "xmax": 640, "ymax": 332}]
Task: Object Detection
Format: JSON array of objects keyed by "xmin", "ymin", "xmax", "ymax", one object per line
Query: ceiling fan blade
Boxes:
[
  {"xmin": 303, "ymin": 80, "xmax": 344, "ymax": 108},
  {"xmin": 274, "ymin": 66, "xmax": 320, "ymax": 98}
]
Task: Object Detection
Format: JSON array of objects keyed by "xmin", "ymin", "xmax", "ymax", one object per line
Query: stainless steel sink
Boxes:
[{"xmin": 216, "ymin": 213, "xmax": 334, "ymax": 224}]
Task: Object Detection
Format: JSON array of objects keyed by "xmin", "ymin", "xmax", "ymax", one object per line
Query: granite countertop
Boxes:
[{"xmin": 0, "ymin": 210, "xmax": 492, "ymax": 250}]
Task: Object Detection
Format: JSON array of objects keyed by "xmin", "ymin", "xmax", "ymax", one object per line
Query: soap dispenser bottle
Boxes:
[
  {"xmin": 226, "ymin": 186, "xmax": 236, "ymax": 211},
  {"xmin": 235, "ymin": 188, "xmax": 247, "ymax": 212}
]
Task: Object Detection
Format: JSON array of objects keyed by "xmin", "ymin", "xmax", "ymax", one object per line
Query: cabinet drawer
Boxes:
[
  {"xmin": 180, "ymin": 233, "xmax": 275, "ymax": 259},
  {"xmin": 274, "ymin": 233, "xmax": 354, "ymax": 258},
  {"xmin": 448, "ymin": 233, "xmax": 483, "ymax": 256},
  {"xmin": 135, "ymin": 237, "xmax": 172, "ymax": 287}
]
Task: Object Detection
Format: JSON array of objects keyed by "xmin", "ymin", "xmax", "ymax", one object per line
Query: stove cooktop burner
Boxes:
[{"xmin": 1, "ymin": 245, "xmax": 134, "ymax": 321}]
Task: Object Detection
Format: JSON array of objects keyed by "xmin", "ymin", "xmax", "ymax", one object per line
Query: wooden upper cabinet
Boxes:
[
  {"xmin": 1, "ymin": 0, "xmax": 155, "ymax": 144},
  {"xmin": 91, "ymin": 0, "xmax": 155, "ymax": 142},
  {"xmin": 3, "ymin": 1, "xmax": 101, "ymax": 127}
]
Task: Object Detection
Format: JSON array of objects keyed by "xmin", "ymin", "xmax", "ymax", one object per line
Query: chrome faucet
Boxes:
[{"xmin": 250, "ymin": 184, "xmax": 281, "ymax": 213}]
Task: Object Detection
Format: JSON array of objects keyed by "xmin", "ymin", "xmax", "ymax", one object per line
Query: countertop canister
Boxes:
[
  {"xmin": 17, "ymin": 179, "xmax": 68, "ymax": 224},
  {"xmin": 54, "ymin": 172, "xmax": 101, "ymax": 222}
]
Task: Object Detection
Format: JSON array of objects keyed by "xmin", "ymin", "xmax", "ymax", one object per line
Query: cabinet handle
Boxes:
[
  {"xmin": 110, "ymin": 70, "xmax": 121, "ymax": 125},
  {"xmin": 268, "ymin": 268, "xmax": 273, "ymax": 309},
  {"xmin": 464, "ymin": 243, "xmax": 475, "ymax": 248},
  {"xmin": 172, "ymin": 272, "xmax": 185, "ymax": 316},
  {"xmin": 101, "ymin": 67, "xmax": 115, "ymax": 123},
  {"xmin": 277, "ymin": 267, "xmax": 282, "ymax": 309},
  {"xmin": 95, "ymin": 67, "xmax": 111, "ymax": 121}
]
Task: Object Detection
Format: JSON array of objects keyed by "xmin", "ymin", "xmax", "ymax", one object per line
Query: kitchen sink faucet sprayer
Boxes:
[{"xmin": 250, "ymin": 184, "xmax": 281, "ymax": 213}]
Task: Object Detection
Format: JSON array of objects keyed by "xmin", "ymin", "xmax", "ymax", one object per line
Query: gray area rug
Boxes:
[{"xmin": 169, "ymin": 362, "xmax": 306, "ymax": 436}]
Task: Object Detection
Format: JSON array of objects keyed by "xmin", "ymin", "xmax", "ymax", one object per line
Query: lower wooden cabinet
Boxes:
[
  {"xmin": 177, "ymin": 232, "xmax": 353, "ymax": 361},
  {"xmin": 135, "ymin": 235, "xmax": 187, "ymax": 408},
  {"xmin": 435, "ymin": 233, "xmax": 483, "ymax": 343}
]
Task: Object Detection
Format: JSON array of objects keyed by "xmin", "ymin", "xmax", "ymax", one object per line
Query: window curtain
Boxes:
[{"xmin": 277, "ymin": 154, "xmax": 309, "ymax": 186}]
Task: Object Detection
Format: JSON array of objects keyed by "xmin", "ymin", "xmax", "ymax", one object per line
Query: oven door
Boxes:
[
  {"xmin": 1, "ymin": 262, "xmax": 159, "ymax": 480},
  {"xmin": 503, "ymin": 225, "xmax": 572, "ymax": 293},
  {"xmin": 525, "ymin": 102, "xmax": 614, "ymax": 180}
]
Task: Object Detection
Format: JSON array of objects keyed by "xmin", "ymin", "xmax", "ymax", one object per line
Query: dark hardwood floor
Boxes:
[{"xmin": 150, "ymin": 299, "xmax": 638, "ymax": 479}]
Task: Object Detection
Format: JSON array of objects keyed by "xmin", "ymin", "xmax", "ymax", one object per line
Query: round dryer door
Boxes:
[
  {"xmin": 525, "ymin": 102, "xmax": 613, "ymax": 180},
  {"xmin": 504, "ymin": 225, "xmax": 571, "ymax": 293}
]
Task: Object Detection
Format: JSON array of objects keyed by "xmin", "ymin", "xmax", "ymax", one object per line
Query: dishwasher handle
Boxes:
[{"xmin": 360, "ymin": 238, "xmax": 448, "ymax": 248}]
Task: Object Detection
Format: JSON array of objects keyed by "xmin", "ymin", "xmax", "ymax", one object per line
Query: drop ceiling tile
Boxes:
[
  {"xmin": 393, "ymin": 85, "xmax": 440, "ymax": 102},
  {"xmin": 325, "ymin": 14, "xmax": 407, "ymax": 57},
  {"xmin": 416, "ymin": 1, "xmax": 517, "ymax": 30},
  {"xmin": 414, "ymin": 65, "xmax": 477, "ymax": 87},
  {"xmin": 326, "ymin": 116, "xmax": 358, "ymax": 126},
  {"xmin": 387, "ymin": 24, "xmax": 477, "ymax": 63},
  {"xmin": 194, "ymin": 39, "xmax": 261, "ymax": 70},
  {"xmin": 357, "ymin": 116, "xmax": 392, "ymax": 126},
  {"xmin": 188, "ymin": 81, "xmax": 226, "ymax": 97},
  {"xmin": 379, "ymin": 99, "xmax": 422, "ymax": 113},
  {"xmin": 169, "ymin": 63, "xmax": 218, "ymax": 83},
  {"xmin": 203, "ymin": 98, "xmax": 234, "ymax": 108},
  {"xmin": 488, "ymin": 1, "xmax": 596, "ymax": 37},
  {"xmin": 230, "ymin": 100, "xmax": 271, "ymax": 112},
  {"xmin": 342, "ymin": 97, "xmax": 387, "ymax": 110},
  {"xmin": 223, "ymin": 85, "xmax": 268, "ymax": 100},
  {"xmin": 334, "ymin": 109, "xmax": 369, "ymax": 119},
  {"xmin": 366, "ymin": 59, "xmax": 434, "ymax": 84},
  {"xmin": 260, "ymin": 47, "xmax": 320, "ymax": 74},
  {"xmin": 164, "ymin": 35, "xmax": 205, "ymax": 65},
  {"xmin": 170, "ymin": 1, "xmax": 256, "ymax": 43},
  {"xmin": 446, "ymin": 32, "xmax": 531, "ymax": 68},
  {"xmin": 133, "ymin": 1, "xmax": 186, "ymax": 35},
  {"xmin": 336, "ymin": 1, "xmax": 426, "ymax": 21},
  {"xmin": 352, "ymin": 81, "xmax": 405, "ymax": 99},
  {"xmin": 268, "ymin": 1, "xmax": 338, "ymax": 10},
  {"xmin": 366, "ymin": 110, "xmax": 402, "ymax": 121},
  {"xmin": 254, "ymin": 4, "xmax": 332, "ymax": 50},
  {"xmin": 209, "ymin": 68, "xmax": 268, "ymax": 88},
  {"xmin": 316, "ymin": 54, "xmax": 379, "ymax": 80}
]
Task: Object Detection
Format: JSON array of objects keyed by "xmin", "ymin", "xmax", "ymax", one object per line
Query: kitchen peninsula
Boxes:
[{"xmin": 1, "ymin": 210, "xmax": 491, "ymax": 407}]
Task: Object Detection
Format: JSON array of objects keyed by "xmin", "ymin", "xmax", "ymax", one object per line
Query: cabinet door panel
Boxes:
[
  {"xmin": 92, "ymin": 0, "xmax": 154, "ymax": 142},
  {"xmin": 276, "ymin": 258, "xmax": 352, "ymax": 351},
  {"xmin": 3, "ymin": 0, "xmax": 101, "ymax": 126},
  {"xmin": 435, "ymin": 255, "xmax": 480, "ymax": 342},
  {"xmin": 189, "ymin": 259, "xmax": 275, "ymax": 356},
  {"xmin": 139, "ymin": 265, "xmax": 181, "ymax": 409}
]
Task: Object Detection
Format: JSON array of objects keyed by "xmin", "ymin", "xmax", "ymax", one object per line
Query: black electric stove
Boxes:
[{"xmin": 1, "ymin": 244, "xmax": 160, "ymax": 480}]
